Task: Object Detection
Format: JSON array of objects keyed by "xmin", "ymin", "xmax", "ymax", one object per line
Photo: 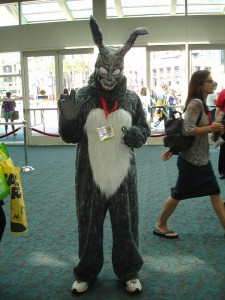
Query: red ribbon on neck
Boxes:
[{"xmin": 100, "ymin": 96, "xmax": 118, "ymax": 117}]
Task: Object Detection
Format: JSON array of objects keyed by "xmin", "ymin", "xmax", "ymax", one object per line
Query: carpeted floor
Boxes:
[{"xmin": 0, "ymin": 145, "xmax": 225, "ymax": 300}]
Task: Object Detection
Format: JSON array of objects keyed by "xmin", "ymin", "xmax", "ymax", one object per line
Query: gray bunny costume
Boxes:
[{"xmin": 58, "ymin": 16, "xmax": 150, "ymax": 287}]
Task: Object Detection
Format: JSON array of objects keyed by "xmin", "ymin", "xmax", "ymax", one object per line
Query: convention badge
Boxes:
[{"xmin": 96, "ymin": 125, "xmax": 116, "ymax": 142}]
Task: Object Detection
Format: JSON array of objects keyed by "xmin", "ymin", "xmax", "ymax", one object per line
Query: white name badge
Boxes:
[{"xmin": 96, "ymin": 125, "xmax": 116, "ymax": 142}]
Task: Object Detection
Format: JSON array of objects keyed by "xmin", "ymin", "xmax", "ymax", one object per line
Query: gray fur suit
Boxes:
[{"xmin": 58, "ymin": 16, "xmax": 150, "ymax": 284}]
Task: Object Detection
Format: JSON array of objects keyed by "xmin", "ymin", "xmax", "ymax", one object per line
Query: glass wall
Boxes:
[
  {"xmin": 23, "ymin": 50, "xmax": 95, "ymax": 145},
  {"xmin": 149, "ymin": 48, "xmax": 185, "ymax": 131},
  {"xmin": 190, "ymin": 49, "xmax": 225, "ymax": 92},
  {"xmin": 0, "ymin": 46, "xmax": 225, "ymax": 145},
  {"xmin": 1, "ymin": 1, "xmax": 225, "ymax": 27},
  {"xmin": 0, "ymin": 0, "xmax": 93, "ymax": 26},
  {"xmin": 0, "ymin": 52, "xmax": 23, "ymax": 143},
  {"xmin": 106, "ymin": 0, "xmax": 225, "ymax": 18},
  {"xmin": 0, "ymin": 2, "xmax": 19, "ymax": 27}
]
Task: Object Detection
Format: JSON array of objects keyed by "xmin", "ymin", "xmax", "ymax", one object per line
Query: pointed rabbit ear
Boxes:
[
  {"xmin": 89, "ymin": 15, "xmax": 104, "ymax": 48},
  {"xmin": 119, "ymin": 27, "xmax": 149, "ymax": 57}
]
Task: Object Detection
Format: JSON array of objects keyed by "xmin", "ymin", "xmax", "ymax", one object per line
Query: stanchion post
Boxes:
[{"xmin": 21, "ymin": 120, "xmax": 35, "ymax": 172}]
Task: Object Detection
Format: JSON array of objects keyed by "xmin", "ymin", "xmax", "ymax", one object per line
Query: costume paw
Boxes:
[
  {"xmin": 58, "ymin": 89, "xmax": 83, "ymax": 121},
  {"xmin": 122, "ymin": 126, "xmax": 147, "ymax": 148}
]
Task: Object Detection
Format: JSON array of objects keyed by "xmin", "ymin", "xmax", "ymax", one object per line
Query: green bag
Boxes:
[
  {"xmin": 0, "ymin": 143, "xmax": 10, "ymax": 161},
  {"xmin": 0, "ymin": 165, "xmax": 10, "ymax": 199}
]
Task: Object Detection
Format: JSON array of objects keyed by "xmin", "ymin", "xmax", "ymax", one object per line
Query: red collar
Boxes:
[{"xmin": 100, "ymin": 96, "xmax": 118, "ymax": 117}]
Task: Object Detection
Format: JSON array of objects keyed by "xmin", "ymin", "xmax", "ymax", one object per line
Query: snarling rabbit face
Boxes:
[
  {"xmin": 95, "ymin": 46, "xmax": 124, "ymax": 91},
  {"xmin": 90, "ymin": 16, "xmax": 149, "ymax": 91}
]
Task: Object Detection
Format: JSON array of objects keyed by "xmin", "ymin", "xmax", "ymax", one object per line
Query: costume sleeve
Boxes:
[{"xmin": 58, "ymin": 94, "xmax": 88, "ymax": 144}]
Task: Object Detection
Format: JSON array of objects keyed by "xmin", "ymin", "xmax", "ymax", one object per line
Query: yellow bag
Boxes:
[
  {"xmin": 4, "ymin": 166, "xmax": 28, "ymax": 234},
  {"xmin": 155, "ymin": 108, "xmax": 163, "ymax": 118}
]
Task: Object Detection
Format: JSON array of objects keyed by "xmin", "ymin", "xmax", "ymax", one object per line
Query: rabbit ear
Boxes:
[
  {"xmin": 89, "ymin": 15, "xmax": 104, "ymax": 49},
  {"xmin": 119, "ymin": 27, "xmax": 149, "ymax": 57}
]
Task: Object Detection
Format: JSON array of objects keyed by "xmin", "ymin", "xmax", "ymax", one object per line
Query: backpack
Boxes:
[{"xmin": 163, "ymin": 110, "xmax": 202, "ymax": 154}]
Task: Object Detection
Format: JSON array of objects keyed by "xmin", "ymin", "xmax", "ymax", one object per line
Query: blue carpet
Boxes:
[{"xmin": 0, "ymin": 145, "xmax": 225, "ymax": 300}]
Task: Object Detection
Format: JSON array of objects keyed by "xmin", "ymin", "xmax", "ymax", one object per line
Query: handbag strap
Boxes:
[
  {"xmin": 182, "ymin": 106, "xmax": 202, "ymax": 126},
  {"xmin": 196, "ymin": 110, "xmax": 202, "ymax": 126}
]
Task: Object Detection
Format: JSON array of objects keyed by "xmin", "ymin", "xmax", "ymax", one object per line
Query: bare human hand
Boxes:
[
  {"xmin": 211, "ymin": 122, "xmax": 224, "ymax": 133},
  {"xmin": 161, "ymin": 150, "xmax": 173, "ymax": 161}
]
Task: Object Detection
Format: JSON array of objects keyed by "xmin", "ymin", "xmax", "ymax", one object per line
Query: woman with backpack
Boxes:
[{"xmin": 153, "ymin": 70, "xmax": 225, "ymax": 239}]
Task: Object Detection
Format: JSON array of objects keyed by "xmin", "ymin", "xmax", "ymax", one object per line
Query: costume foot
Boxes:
[
  {"xmin": 126, "ymin": 279, "xmax": 142, "ymax": 293},
  {"xmin": 71, "ymin": 280, "xmax": 89, "ymax": 294},
  {"xmin": 153, "ymin": 226, "xmax": 178, "ymax": 239}
]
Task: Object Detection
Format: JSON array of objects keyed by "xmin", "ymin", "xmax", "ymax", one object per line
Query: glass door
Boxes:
[
  {"xmin": 62, "ymin": 52, "xmax": 94, "ymax": 91},
  {"xmin": 23, "ymin": 49, "xmax": 94, "ymax": 145},
  {"xmin": 23, "ymin": 52, "xmax": 61, "ymax": 145},
  {"xmin": 148, "ymin": 46, "xmax": 186, "ymax": 132},
  {"xmin": 0, "ymin": 52, "xmax": 24, "ymax": 145}
]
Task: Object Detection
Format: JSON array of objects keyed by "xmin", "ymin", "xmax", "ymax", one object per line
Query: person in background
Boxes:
[
  {"xmin": 215, "ymin": 88, "xmax": 225, "ymax": 179},
  {"xmin": 206, "ymin": 81, "xmax": 218, "ymax": 122},
  {"xmin": 168, "ymin": 90, "xmax": 176, "ymax": 119},
  {"xmin": 140, "ymin": 87, "xmax": 147, "ymax": 97},
  {"xmin": 153, "ymin": 83, "xmax": 170, "ymax": 127},
  {"xmin": 149, "ymin": 89, "xmax": 157, "ymax": 119},
  {"xmin": 153, "ymin": 70, "xmax": 225, "ymax": 239},
  {"xmin": 140, "ymin": 87, "xmax": 148, "ymax": 120},
  {"xmin": 153, "ymin": 96, "xmax": 169, "ymax": 128},
  {"xmin": 2, "ymin": 92, "xmax": 17, "ymax": 136}
]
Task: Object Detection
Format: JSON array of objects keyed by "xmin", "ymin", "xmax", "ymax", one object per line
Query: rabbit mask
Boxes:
[{"xmin": 89, "ymin": 16, "xmax": 149, "ymax": 92}]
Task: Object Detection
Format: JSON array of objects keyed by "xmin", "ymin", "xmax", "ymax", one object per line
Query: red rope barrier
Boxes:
[
  {"xmin": 29, "ymin": 127, "xmax": 165, "ymax": 139},
  {"xmin": 29, "ymin": 127, "xmax": 60, "ymax": 137},
  {"xmin": 150, "ymin": 133, "xmax": 166, "ymax": 137},
  {"xmin": 0, "ymin": 125, "xmax": 165, "ymax": 140},
  {"xmin": 0, "ymin": 127, "xmax": 22, "ymax": 139}
]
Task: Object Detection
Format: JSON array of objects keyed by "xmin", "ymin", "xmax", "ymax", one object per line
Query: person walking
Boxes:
[
  {"xmin": 2, "ymin": 91, "xmax": 17, "ymax": 135},
  {"xmin": 153, "ymin": 70, "xmax": 225, "ymax": 239},
  {"xmin": 215, "ymin": 88, "xmax": 225, "ymax": 179},
  {"xmin": 168, "ymin": 90, "xmax": 176, "ymax": 119},
  {"xmin": 206, "ymin": 81, "xmax": 218, "ymax": 122}
]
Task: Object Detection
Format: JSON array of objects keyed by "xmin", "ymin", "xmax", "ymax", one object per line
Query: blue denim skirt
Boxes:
[{"xmin": 171, "ymin": 156, "xmax": 220, "ymax": 200}]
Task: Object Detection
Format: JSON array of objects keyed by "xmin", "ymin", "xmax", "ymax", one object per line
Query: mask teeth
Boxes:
[{"xmin": 101, "ymin": 79, "xmax": 115, "ymax": 91}]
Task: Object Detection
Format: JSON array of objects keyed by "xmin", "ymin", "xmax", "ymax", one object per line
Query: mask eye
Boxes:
[
  {"xmin": 99, "ymin": 67, "xmax": 108, "ymax": 75},
  {"xmin": 112, "ymin": 69, "xmax": 120, "ymax": 76}
]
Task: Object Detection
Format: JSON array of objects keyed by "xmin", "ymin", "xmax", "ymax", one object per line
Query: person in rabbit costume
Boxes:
[{"xmin": 58, "ymin": 16, "xmax": 150, "ymax": 294}]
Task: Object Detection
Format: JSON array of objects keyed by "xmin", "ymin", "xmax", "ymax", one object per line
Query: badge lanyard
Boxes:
[{"xmin": 100, "ymin": 96, "xmax": 118, "ymax": 117}]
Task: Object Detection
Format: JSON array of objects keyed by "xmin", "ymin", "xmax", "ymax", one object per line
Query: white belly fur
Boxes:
[{"xmin": 85, "ymin": 108, "xmax": 133, "ymax": 198}]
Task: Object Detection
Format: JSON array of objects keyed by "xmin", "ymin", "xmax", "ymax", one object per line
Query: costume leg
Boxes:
[
  {"xmin": 73, "ymin": 187, "xmax": 108, "ymax": 282},
  {"xmin": 108, "ymin": 179, "xmax": 143, "ymax": 282},
  {"xmin": 218, "ymin": 142, "xmax": 225, "ymax": 174},
  {"xmin": 0, "ymin": 200, "xmax": 6, "ymax": 241}
]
